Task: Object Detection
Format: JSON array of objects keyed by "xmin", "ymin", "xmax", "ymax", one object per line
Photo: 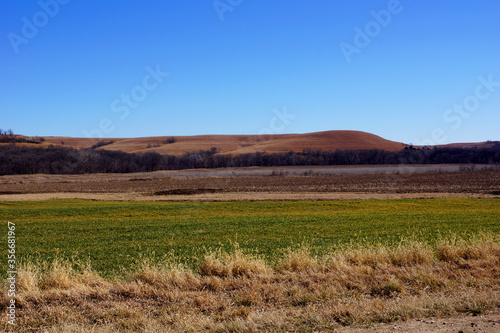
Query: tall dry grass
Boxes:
[{"xmin": 1, "ymin": 234, "xmax": 500, "ymax": 332}]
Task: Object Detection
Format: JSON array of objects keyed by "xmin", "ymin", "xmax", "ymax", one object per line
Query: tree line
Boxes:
[
  {"xmin": 0, "ymin": 129, "xmax": 45, "ymax": 144},
  {"xmin": 0, "ymin": 144, "xmax": 499, "ymax": 175}
]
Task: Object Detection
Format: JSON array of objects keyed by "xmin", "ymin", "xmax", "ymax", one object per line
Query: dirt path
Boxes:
[{"xmin": 337, "ymin": 312, "xmax": 500, "ymax": 332}]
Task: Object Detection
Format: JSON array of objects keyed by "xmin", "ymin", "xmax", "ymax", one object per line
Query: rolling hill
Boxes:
[
  {"xmin": 11, "ymin": 130, "xmax": 407, "ymax": 155},
  {"xmin": 434, "ymin": 141, "xmax": 500, "ymax": 149}
]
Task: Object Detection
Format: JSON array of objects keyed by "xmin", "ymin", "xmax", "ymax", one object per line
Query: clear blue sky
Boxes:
[{"xmin": 1, "ymin": 0, "xmax": 499, "ymax": 145}]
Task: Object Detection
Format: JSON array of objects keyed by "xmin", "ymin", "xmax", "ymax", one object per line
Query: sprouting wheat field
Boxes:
[
  {"xmin": 1, "ymin": 198, "xmax": 500, "ymax": 331},
  {"xmin": 1, "ymin": 198, "xmax": 499, "ymax": 277}
]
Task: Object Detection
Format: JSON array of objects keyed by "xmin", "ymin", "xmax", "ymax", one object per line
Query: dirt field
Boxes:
[{"xmin": 1, "ymin": 164, "xmax": 499, "ymax": 201}]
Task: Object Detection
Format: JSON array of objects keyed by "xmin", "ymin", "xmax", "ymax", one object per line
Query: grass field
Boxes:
[
  {"xmin": 1, "ymin": 198, "xmax": 500, "ymax": 331},
  {"xmin": 1, "ymin": 198, "xmax": 499, "ymax": 277}
]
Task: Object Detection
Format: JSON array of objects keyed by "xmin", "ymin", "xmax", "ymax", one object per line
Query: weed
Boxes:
[{"xmin": 0, "ymin": 237, "xmax": 499, "ymax": 331}]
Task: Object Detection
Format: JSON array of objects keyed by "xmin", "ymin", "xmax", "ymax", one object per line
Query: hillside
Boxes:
[
  {"xmin": 434, "ymin": 141, "xmax": 500, "ymax": 149},
  {"xmin": 11, "ymin": 130, "xmax": 407, "ymax": 155}
]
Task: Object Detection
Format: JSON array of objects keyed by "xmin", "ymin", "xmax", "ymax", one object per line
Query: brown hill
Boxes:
[
  {"xmin": 8, "ymin": 130, "xmax": 407, "ymax": 155},
  {"xmin": 433, "ymin": 141, "xmax": 499, "ymax": 149}
]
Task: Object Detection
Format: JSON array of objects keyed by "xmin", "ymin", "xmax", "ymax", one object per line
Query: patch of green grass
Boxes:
[{"xmin": 1, "ymin": 199, "xmax": 499, "ymax": 277}]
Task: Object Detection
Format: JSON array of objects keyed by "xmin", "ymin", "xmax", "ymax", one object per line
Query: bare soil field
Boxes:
[{"xmin": 0, "ymin": 165, "xmax": 499, "ymax": 201}]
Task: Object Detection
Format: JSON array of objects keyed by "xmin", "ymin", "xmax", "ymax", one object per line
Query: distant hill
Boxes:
[
  {"xmin": 432, "ymin": 141, "xmax": 500, "ymax": 149},
  {"xmin": 8, "ymin": 130, "xmax": 407, "ymax": 154},
  {"xmin": 2, "ymin": 131, "xmax": 499, "ymax": 175}
]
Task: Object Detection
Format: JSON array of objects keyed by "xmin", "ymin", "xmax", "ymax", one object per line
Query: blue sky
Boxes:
[{"xmin": 1, "ymin": 0, "xmax": 499, "ymax": 145}]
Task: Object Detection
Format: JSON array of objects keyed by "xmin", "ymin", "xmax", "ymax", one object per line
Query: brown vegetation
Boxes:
[
  {"xmin": 8, "ymin": 130, "xmax": 406, "ymax": 154},
  {"xmin": 1, "ymin": 236, "xmax": 499, "ymax": 332}
]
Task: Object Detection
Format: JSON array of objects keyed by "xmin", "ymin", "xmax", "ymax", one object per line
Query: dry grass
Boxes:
[
  {"xmin": 1, "ymin": 235, "xmax": 500, "ymax": 332},
  {"xmin": 199, "ymin": 245, "xmax": 269, "ymax": 278},
  {"xmin": 34, "ymin": 130, "xmax": 405, "ymax": 155}
]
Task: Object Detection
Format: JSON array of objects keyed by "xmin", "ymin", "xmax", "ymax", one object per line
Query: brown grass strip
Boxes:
[{"xmin": 1, "ymin": 237, "xmax": 499, "ymax": 332}]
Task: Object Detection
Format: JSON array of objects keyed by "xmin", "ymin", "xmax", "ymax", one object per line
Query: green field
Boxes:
[{"xmin": 1, "ymin": 199, "xmax": 499, "ymax": 277}]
